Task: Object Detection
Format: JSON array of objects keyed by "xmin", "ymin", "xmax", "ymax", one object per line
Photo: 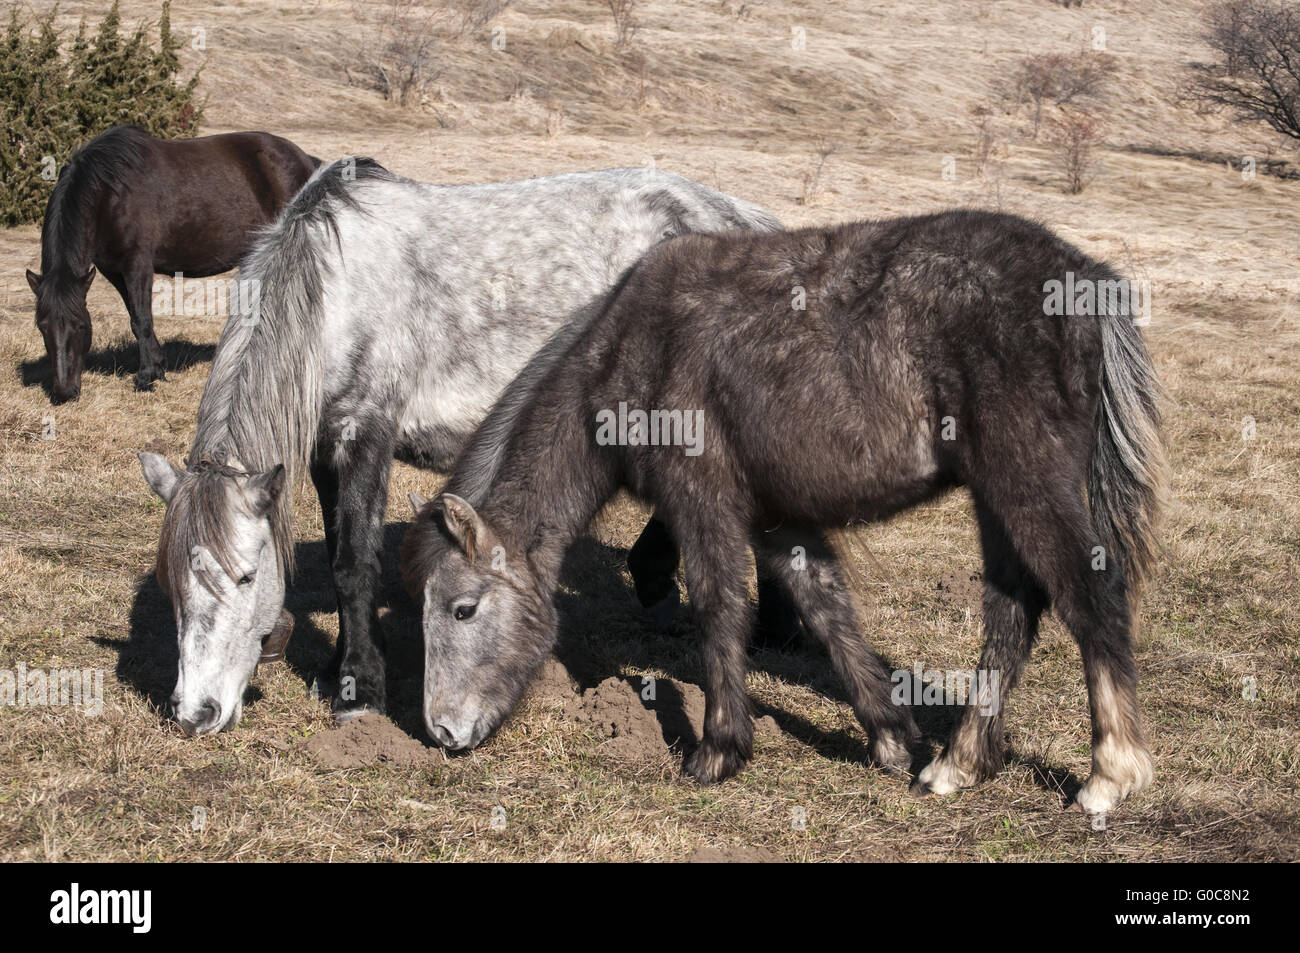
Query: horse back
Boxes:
[
  {"xmin": 584, "ymin": 212, "xmax": 1114, "ymax": 526},
  {"xmin": 91, "ymin": 130, "xmax": 317, "ymax": 276}
]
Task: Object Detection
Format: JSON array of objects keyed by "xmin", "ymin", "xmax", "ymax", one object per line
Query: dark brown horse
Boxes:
[
  {"xmin": 403, "ymin": 210, "xmax": 1167, "ymax": 815},
  {"xmin": 25, "ymin": 126, "xmax": 319, "ymax": 402}
]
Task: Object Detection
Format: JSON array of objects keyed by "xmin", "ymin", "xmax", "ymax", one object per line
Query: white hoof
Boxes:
[
  {"xmin": 915, "ymin": 757, "xmax": 977, "ymax": 796},
  {"xmin": 1075, "ymin": 739, "xmax": 1155, "ymax": 813}
]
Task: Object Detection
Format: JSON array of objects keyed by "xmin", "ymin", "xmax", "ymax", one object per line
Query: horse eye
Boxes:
[
  {"xmin": 237, "ymin": 572, "xmax": 255, "ymax": 587},
  {"xmin": 453, "ymin": 603, "xmax": 477, "ymax": 622}
]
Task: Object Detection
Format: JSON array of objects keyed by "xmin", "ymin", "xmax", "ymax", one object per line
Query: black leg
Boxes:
[
  {"xmin": 310, "ymin": 455, "xmax": 344, "ymax": 689},
  {"xmin": 115, "ymin": 262, "xmax": 165, "ymax": 390},
  {"xmin": 329, "ymin": 426, "xmax": 396, "ymax": 718}
]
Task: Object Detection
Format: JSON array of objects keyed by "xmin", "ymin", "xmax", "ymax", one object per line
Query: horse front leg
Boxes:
[
  {"xmin": 329, "ymin": 427, "xmax": 396, "ymax": 720},
  {"xmin": 116, "ymin": 262, "xmax": 165, "ymax": 389},
  {"xmin": 309, "ymin": 454, "xmax": 344, "ymax": 695},
  {"xmin": 668, "ymin": 509, "xmax": 755, "ymax": 784}
]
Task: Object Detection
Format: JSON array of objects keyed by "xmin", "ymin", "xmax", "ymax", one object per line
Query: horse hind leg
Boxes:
[
  {"xmin": 913, "ymin": 497, "xmax": 1047, "ymax": 797},
  {"xmin": 755, "ymin": 529, "xmax": 918, "ymax": 772},
  {"xmin": 957, "ymin": 478, "xmax": 1153, "ymax": 813}
]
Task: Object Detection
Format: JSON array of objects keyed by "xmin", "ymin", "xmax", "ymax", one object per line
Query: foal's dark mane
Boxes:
[{"xmin": 40, "ymin": 126, "xmax": 151, "ymax": 281}]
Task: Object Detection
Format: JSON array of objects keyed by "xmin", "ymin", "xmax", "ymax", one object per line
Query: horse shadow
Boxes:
[
  {"xmin": 18, "ymin": 338, "xmax": 216, "ymax": 398},
  {"xmin": 108, "ymin": 520, "xmax": 1080, "ymax": 798},
  {"xmin": 534, "ymin": 535, "xmax": 1080, "ymax": 797}
]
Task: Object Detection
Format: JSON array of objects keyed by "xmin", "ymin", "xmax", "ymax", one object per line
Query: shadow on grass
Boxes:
[
  {"xmin": 110, "ymin": 511, "xmax": 1080, "ymax": 799},
  {"xmin": 18, "ymin": 337, "xmax": 216, "ymax": 400}
]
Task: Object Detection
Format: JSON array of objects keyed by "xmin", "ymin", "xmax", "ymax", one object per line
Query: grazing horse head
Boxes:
[
  {"xmin": 402, "ymin": 492, "xmax": 556, "ymax": 751},
  {"xmin": 139, "ymin": 452, "xmax": 288, "ymax": 735},
  {"xmin": 27, "ymin": 267, "xmax": 95, "ymax": 403}
]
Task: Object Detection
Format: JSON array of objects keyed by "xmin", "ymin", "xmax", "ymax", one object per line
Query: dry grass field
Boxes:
[{"xmin": 0, "ymin": 0, "xmax": 1297, "ymax": 861}]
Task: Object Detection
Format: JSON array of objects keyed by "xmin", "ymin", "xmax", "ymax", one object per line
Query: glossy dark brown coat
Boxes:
[{"xmin": 26, "ymin": 126, "xmax": 319, "ymax": 401}]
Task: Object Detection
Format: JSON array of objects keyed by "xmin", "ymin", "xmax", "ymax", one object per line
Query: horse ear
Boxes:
[
  {"xmin": 246, "ymin": 464, "xmax": 286, "ymax": 516},
  {"xmin": 436, "ymin": 493, "xmax": 488, "ymax": 562},
  {"xmin": 139, "ymin": 452, "xmax": 181, "ymax": 503},
  {"xmin": 25, "ymin": 270, "xmax": 41, "ymax": 295},
  {"xmin": 408, "ymin": 491, "xmax": 428, "ymax": 517},
  {"xmin": 81, "ymin": 266, "xmax": 96, "ymax": 291}
]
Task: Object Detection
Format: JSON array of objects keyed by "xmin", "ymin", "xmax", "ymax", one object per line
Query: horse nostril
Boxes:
[
  {"xmin": 168, "ymin": 692, "xmax": 181, "ymax": 713},
  {"xmin": 428, "ymin": 722, "xmax": 458, "ymax": 749},
  {"xmin": 177, "ymin": 699, "xmax": 222, "ymax": 736}
]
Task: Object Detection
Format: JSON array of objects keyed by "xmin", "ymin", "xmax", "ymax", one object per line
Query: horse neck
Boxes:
[
  {"xmin": 479, "ymin": 383, "xmax": 619, "ymax": 588},
  {"xmin": 41, "ymin": 171, "xmax": 97, "ymax": 280},
  {"xmin": 188, "ymin": 315, "xmax": 323, "ymax": 492}
]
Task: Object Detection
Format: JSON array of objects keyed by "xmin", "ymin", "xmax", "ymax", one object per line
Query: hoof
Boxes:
[
  {"xmin": 870, "ymin": 730, "xmax": 914, "ymax": 776},
  {"xmin": 684, "ymin": 740, "xmax": 748, "ymax": 784},
  {"xmin": 913, "ymin": 757, "xmax": 977, "ymax": 797}
]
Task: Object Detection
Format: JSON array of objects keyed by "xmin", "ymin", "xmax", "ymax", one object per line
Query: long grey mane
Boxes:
[{"xmin": 172, "ymin": 158, "xmax": 395, "ymax": 577}]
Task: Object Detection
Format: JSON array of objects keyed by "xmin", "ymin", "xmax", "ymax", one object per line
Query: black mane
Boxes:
[{"xmin": 41, "ymin": 125, "xmax": 151, "ymax": 276}]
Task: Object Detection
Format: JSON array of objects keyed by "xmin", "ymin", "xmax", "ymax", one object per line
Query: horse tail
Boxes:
[{"xmin": 1088, "ymin": 276, "xmax": 1167, "ymax": 602}]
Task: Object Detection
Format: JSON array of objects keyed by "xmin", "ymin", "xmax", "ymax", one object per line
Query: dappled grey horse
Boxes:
[{"xmin": 138, "ymin": 158, "xmax": 780, "ymax": 734}]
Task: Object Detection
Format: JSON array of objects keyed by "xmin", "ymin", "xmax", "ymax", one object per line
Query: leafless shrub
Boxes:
[
  {"xmin": 347, "ymin": 0, "xmax": 510, "ymax": 107},
  {"xmin": 451, "ymin": 0, "xmax": 510, "ymax": 37},
  {"xmin": 1008, "ymin": 50, "xmax": 1117, "ymax": 136},
  {"xmin": 798, "ymin": 139, "xmax": 836, "ymax": 206},
  {"xmin": 719, "ymin": 0, "xmax": 759, "ymax": 19},
  {"xmin": 1048, "ymin": 109, "xmax": 1103, "ymax": 194},
  {"xmin": 608, "ymin": 0, "xmax": 639, "ymax": 50},
  {"xmin": 1191, "ymin": 0, "xmax": 1300, "ymax": 142}
]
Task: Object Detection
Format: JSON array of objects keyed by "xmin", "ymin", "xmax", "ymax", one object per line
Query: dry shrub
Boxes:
[
  {"xmin": 1192, "ymin": 0, "xmax": 1300, "ymax": 143},
  {"xmin": 1048, "ymin": 108, "xmax": 1103, "ymax": 194},
  {"xmin": 1008, "ymin": 50, "xmax": 1117, "ymax": 136},
  {"xmin": 347, "ymin": 0, "xmax": 510, "ymax": 107},
  {"xmin": 608, "ymin": 0, "xmax": 639, "ymax": 50}
]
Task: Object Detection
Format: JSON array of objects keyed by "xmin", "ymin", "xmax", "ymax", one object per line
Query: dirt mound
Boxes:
[
  {"xmin": 933, "ymin": 570, "xmax": 983, "ymax": 609},
  {"xmin": 531, "ymin": 656, "xmax": 580, "ymax": 702},
  {"xmin": 687, "ymin": 845, "xmax": 783, "ymax": 863},
  {"xmin": 304, "ymin": 714, "xmax": 432, "ymax": 770},
  {"xmin": 550, "ymin": 662, "xmax": 780, "ymax": 761}
]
